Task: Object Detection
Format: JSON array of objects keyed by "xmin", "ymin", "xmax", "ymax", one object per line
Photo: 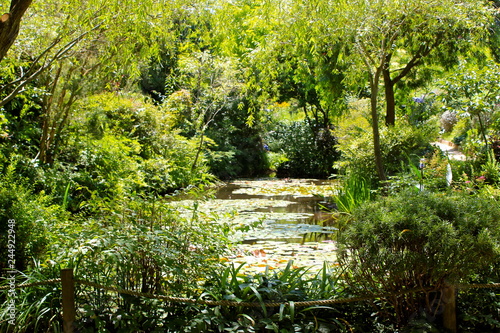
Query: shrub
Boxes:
[
  {"xmin": 67, "ymin": 134, "xmax": 145, "ymax": 210},
  {"xmin": 266, "ymin": 151, "xmax": 289, "ymax": 176},
  {"xmin": 335, "ymin": 121, "xmax": 437, "ymax": 187},
  {"xmin": 77, "ymin": 92, "xmax": 166, "ymax": 158},
  {"xmin": 55, "ymin": 92, "xmax": 212, "ymax": 201},
  {"xmin": 204, "ymin": 101, "xmax": 269, "ymax": 179},
  {"xmin": 405, "ymin": 93, "xmax": 442, "ymax": 127},
  {"xmin": 64, "ymin": 198, "xmax": 233, "ymax": 331},
  {"xmin": 337, "ymin": 191, "xmax": 500, "ymax": 329},
  {"xmin": 333, "ymin": 173, "xmax": 372, "ymax": 215},
  {"xmin": 1, "ymin": 196, "xmax": 234, "ymax": 332},
  {"xmin": 0, "ymin": 163, "xmax": 67, "ymax": 275},
  {"xmin": 266, "ymin": 121, "xmax": 339, "ymax": 178},
  {"xmin": 440, "ymin": 110, "xmax": 458, "ymax": 132},
  {"xmin": 457, "ymin": 258, "xmax": 500, "ymax": 332}
]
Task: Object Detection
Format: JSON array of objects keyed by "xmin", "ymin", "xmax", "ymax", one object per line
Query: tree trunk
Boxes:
[
  {"xmin": 476, "ymin": 111, "xmax": 489, "ymax": 150},
  {"xmin": 0, "ymin": 0, "xmax": 33, "ymax": 63},
  {"xmin": 370, "ymin": 69, "xmax": 386, "ymax": 182},
  {"xmin": 383, "ymin": 68, "xmax": 396, "ymax": 126},
  {"xmin": 191, "ymin": 131, "xmax": 205, "ymax": 173}
]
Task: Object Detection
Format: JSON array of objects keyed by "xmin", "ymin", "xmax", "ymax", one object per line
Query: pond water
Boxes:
[
  {"xmin": 215, "ymin": 179, "xmax": 338, "ymax": 244},
  {"xmin": 174, "ymin": 178, "xmax": 340, "ymax": 273}
]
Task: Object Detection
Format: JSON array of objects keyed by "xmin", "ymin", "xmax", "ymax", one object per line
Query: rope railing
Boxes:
[
  {"xmin": 0, "ymin": 278, "xmax": 61, "ymax": 290},
  {"xmin": 458, "ymin": 282, "xmax": 500, "ymax": 289},
  {"xmin": 2, "ymin": 276, "xmax": 499, "ymax": 303},
  {"xmin": 76, "ymin": 279, "xmax": 439, "ymax": 308},
  {"xmin": 2, "ymin": 269, "xmax": 500, "ymax": 333}
]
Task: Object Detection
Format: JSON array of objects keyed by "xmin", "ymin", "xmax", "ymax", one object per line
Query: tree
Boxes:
[
  {"xmin": 1, "ymin": 0, "xmax": 193, "ymax": 164},
  {"xmin": 0, "ymin": 0, "xmax": 32, "ymax": 63},
  {"xmin": 174, "ymin": 50, "xmax": 243, "ymax": 172},
  {"xmin": 333, "ymin": 0, "xmax": 493, "ymax": 181},
  {"xmin": 441, "ymin": 62, "xmax": 500, "ymax": 150},
  {"xmin": 211, "ymin": 0, "xmax": 346, "ymax": 177},
  {"xmin": 209, "ymin": 0, "xmax": 279, "ymax": 122},
  {"xmin": 488, "ymin": 0, "xmax": 500, "ymax": 62},
  {"xmin": 378, "ymin": 1, "xmax": 493, "ymax": 126},
  {"xmin": 259, "ymin": 0, "xmax": 493, "ymax": 181}
]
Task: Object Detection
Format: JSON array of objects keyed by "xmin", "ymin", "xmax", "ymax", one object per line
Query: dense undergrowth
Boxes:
[
  {"xmin": 1, "ymin": 88, "xmax": 500, "ymax": 332},
  {"xmin": 2, "ymin": 168, "xmax": 500, "ymax": 332},
  {"xmin": 1, "ymin": 0, "xmax": 500, "ymax": 331},
  {"xmin": 1, "ymin": 90, "xmax": 500, "ymax": 332}
]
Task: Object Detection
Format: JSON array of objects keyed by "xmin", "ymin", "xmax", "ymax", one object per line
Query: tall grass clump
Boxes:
[
  {"xmin": 333, "ymin": 173, "xmax": 372, "ymax": 215},
  {"xmin": 0, "ymin": 262, "xmax": 63, "ymax": 333}
]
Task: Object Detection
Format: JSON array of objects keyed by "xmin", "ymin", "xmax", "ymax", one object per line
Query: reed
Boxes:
[{"xmin": 334, "ymin": 173, "xmax": 372, "ymax": 214}]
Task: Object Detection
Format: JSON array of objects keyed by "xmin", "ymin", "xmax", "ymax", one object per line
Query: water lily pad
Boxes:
[{"xmin": 170, "ymin": 178, "xmax": 340, "ymax": 273}]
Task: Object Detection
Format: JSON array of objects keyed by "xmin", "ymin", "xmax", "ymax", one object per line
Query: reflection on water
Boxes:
[{"xmin": 214, "ymin": 179, "xmax": 338, "ymax": 244}]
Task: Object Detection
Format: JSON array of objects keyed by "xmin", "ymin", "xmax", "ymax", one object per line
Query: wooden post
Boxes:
[
  {"xmin": 442, "ymin": 284, "xmax": 457, "ymax": 333},
  {"xmin": 61, "ymin": 268, "xmax": 75, "ymax": 333}
]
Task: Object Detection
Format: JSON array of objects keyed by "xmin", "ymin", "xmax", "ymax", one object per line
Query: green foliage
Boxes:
[
  {"xmin": 403, "ymin": 93, "xmax": 442, "ymax": 128},
  {"xmin": 337, "ymin": 191, "xmax": 500, "ymax": 328},
  {"xmin": 57, "ymin": 92, "xmax": 210, "ymax": 203},
  {"xmin": 203, "ymin": 100, "xmax": 269, "ymax": 179},
  {"xmin": 335, "ymin": 121, "xmax": 437, "ymax": 187},
  {"xmin": 0, "ymin": 162, "xmax": 68, "ymax": 275},
  {"xmin": 0, "ymin": 59, "xmax": 44, "ymax": 165},
  {"xmin": 386, "ymin": 149, "xmax": 455, "ymax": 194},
  {"xmin": 481, "ymin": 149, "xmax": 500, "ymax": 184},
  {"xmin": 1, "ymin": 196, "xmax": 234, "ymax": 332},
  {"xmin": 0, "ymin": 262, "xmax": 63, "ymax": 333},
  {"xmin": 76, "ymin": 134, "xmax": 144, "ymax": 198},
  {"xmin": 266, "ymin": 121, "xmax": 339, "ymax": 178},
  {"xmin": 441, "ymin": 62, "xmax": 500, "ymax": 149},
  {"xmin": 333, "ymin": 173, "xmax": 372, "ymax": 216},
  {"xmin": 457, "ymin": 259, "xmax": 500, "ymax": 331},
  {"xmin": 266, "ymin": 151, "xmax": 289, "ymax": 176},
  {"xmin": 175, "ymin": 262, "xmax": 348, "ymax": 332},
  {"xmin": 2, "ymin": 0, "xmax": 500, "ymax": 331},
  {"xmin": 76, "ymin": 93, "xmax": 168, "ymax": 157}
]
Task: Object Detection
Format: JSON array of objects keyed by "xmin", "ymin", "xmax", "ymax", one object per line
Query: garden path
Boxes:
[{"xmin": 432, "ymin": 139, "xmax": 466, "ymax": 161}]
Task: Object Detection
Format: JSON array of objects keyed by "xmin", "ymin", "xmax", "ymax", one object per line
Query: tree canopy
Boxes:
[{"xmin": 266, "ymin": 0, "xmax": 494, "ymax": 180}]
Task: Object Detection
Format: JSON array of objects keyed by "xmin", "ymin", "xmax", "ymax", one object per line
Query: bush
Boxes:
[
  {"xmin": 204, "ymin": 101, "xmax": 269, "ymax": 179},
  {"xmin": 266, "ymin": 121, "xmax": 339, "ymax": 178},
  {"xmin": 55, "ymin": 92, "xmax": 212, "ymax": 201},
  {"xmin": 404, "ymin": 93, "xmax": 442, "ymax": 127},
  {"xmin": 0, "ymin": 261, "xmax": 63, "ymax": 333},
  {"xmin": 335, "ymin": 121, "xmax": 437, "ymax": 187},
  {"xmin": 1, "ymin": 196, "xmax": 234, "ymax": 332},
  {"xmin": 75, "ymin": 134, "xmax": 144, "ymax": 197},
  {"xmin": 0, "ymin": 163, "xmax": 67, "ymax": 275},
  {"xmin": 457, "ymin": 259, "xmax": 500, "ymax": 332},
  {"xmin": 440, "ymin": 110, "xmax": 458, "ymax": 132},
  {"xmin": 337, "ymin": 191, "xmax": 500, "ymax": 329},
  {"xmin": 77, "ymin": 92, "xmax": 166, "ymax": 159}
]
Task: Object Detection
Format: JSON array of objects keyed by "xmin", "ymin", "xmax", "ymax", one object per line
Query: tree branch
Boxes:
[
  {"xmin": 0, "ymin": 0, "xmax": 33, "ymax": 62},
  {"xmin": 391, "ymin": 34, "xmax": 443, "ymax": 85},
  {"xmin": 0, "ymin": 22, "xmax": 102, "ymax": 108}
]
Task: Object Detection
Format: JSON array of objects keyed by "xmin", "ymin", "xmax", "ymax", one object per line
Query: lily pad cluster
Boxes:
[{"xmin": 170, "ymin": 178, "xmax": 339, "ymax": 273}]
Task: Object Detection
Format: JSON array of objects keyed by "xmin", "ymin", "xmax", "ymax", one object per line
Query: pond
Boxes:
[{"xmin": 174, "ymin": 178, "xmax": 340, "ymax": 274}]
